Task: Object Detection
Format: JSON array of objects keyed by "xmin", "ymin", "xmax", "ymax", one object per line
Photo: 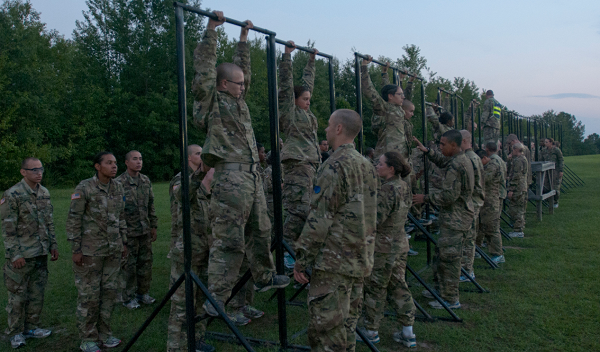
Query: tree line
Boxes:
[{"xmin": 0, "ymin": 0, "xmax": 595, "ymax": 190}]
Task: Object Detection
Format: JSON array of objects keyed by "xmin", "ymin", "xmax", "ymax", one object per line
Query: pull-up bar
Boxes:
[
  {"xmin": 354, "ymin": 52, "xmax": 424, "ymax": 80},
  {"xmin": 274, "ymin": 39, "xmax": 333, "ymax": 59},
  {"xmin": 175, "ymin": 2, "xmax": 275, "ymax": 35}
]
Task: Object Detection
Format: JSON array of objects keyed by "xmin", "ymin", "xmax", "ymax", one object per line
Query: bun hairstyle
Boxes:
[
  {"xmin": 383, "ymin": 151, "xmax": 411, "ymax": 178},
  {"xmin": 439, "ymin": 112, "xmax": 454, "ymax": 126}
]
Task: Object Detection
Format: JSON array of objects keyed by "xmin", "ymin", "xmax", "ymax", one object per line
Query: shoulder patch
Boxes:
[
  {"xmin": 123, "ymin": 196, "xmax": 126, "ymax": 201},
  {"xmin": 71, "ymin": 193, "xmax": 81, "ymax": 200},
  {"xmin": 173, "ymin": 185, "xmax": 179, "ymax": 191},
  {"xmin": 314, "ymin": 186, "xmax": 321, "ymax": 194},
  {"xmin": 0, "ymin": 198, "xmax": 4, "ymax": 205}
]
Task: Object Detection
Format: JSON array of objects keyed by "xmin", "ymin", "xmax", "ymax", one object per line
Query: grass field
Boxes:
[{"xmin": 1, "ymin": 155, "xmax": 599, "ymax": 352}]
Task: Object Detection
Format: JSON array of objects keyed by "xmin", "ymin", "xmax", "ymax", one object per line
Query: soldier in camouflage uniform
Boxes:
[
  {"xmin": 459, "ymin": 131, "xmax": 484, "ymax": 281},
  {"xmin": 413, "ymin": 130, "xmax": 475, "ymax": 309},
  {"xmin": 481, "ymin": 90, "xmax": 504, "ymax": 144},
  {"xmin": 542, "ymin": 138, "xmax": 564, "ymax": 206},
  {"xmin": 191, "ymin": 13, "xmax": 288, "ymax": 315},
  {"xmin": 66, "ymin": 152, "xmax": 127, "ymax": 352},
  {"xmin": 359, "ymin": 151, "xmax": 417, "ymax": 348},
  {"xmin": 294, "ymin": 109, "xmax": 378, "ymax": 352},
  {"xmin": 426, "ymin": 106, "xmax": 455, "ymax": 193},
  {"xmin": 507, "ymin": 143, "xmax": 529, "ymax": 238},
  {"xmin": 1, "ymin": 158, "xmax": 58, "ymax": 349},
  {"xmin": 278, "ymin": 42, "xmax": 321, "ymax": 272},
  {"xmin": 475, "ymin": 144, "xmax": 505, "ymax": 263},
  {"xmin": 115, "ymin": 151, "xmax": 158, "ymax": 309}
]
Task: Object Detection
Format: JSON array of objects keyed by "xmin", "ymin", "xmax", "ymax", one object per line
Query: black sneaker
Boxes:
[{"xmin": 254, "ymin": 273, "xmax": 291, "ymax": 292}]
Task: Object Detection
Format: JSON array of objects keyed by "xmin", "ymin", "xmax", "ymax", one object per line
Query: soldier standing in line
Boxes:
[
  {"xmin": 459, "ymin": 130, "xmax": 484, "ymax": 282},
  {"xmin": 191, "ymin": 11, "xmax": 289, "ymax": 316},
  {"xmin": 358, "ymin": 151, "xmax": 417, "ymax": 348},
  {"xmin": 543, "ymin": 138, "xmax": 564, "ymax": 208},
  {"xmin": 277, "ymin": 41, "xmax": 322, "ymax": 272},
  {"xmin": 66, "ymin": 151, "xmax": 128, "ymax": 352},
  {"xmin": 507, "ymin": 143, "xmax": 529, "ymax": 238},
  {"xmin": 319, "ymin": 140, "xmax": 330, "ymax": 162},
  {"xmin": 481, "ymin": 90, "xmax": 504, "ymax": 144},
  {"xmin": 116, "ymin": 150, "xmax": 158, "ymax": 309},
  {"xmin": 294, "ymin": 109, "xmax": 378, "ymax": 352},
  {"xmin": 412, "ymin": 130, "xmax": 475, "ymax": 309},
  {"xmin": 506, "ymin": 134, "xmax": 532, "ymax": 188},
  {"xmin": 1, "ymin": 158, "xmax": 58, "ymax": 349},
  {"xmin": 475, "ymin": 144, "xmax": 505, "ymax": 263}
]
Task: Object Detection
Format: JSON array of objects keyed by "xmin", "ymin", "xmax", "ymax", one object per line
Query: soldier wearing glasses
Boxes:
[{"xmin": 1, "ymin": 158, "xmax": 58, "ymax": 349}]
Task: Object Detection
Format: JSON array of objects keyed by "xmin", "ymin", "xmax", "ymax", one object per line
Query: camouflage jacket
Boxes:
[
  {"xmin": 507, "ymin": 155, "xmax": 528, "ymax": 192},
  {"xmin": 523, "ymin": 146, "xmax": 533, "ymax": 185},
  {"xmin": 169, "ymin": 173, "xmax": 181, "ymax": 249},
  {"xmin": 465, "ymin": 149, "xmax": 485, "ymax": 212},
  {"xmin": 424, "ymin": 150, "xmax": 475, "ymax": 232},
  {"xmin": 481, "ymin": 97, "xmax": 501, "ymax": 129},
  {"xmin": 66, "ymin": 175, "xmax": 127, "ymax": 256},
  {"xmin": 1, "ymin": 179, "xmax": 57, "ymax": 261},
  {"xmin": 191, "ymin": 29, "xmax": 259, "ymax": 167},
  {"xmin": 546, "ymin": 147, "xmax": 564, "ymax": 173},
  {"xmin": 427, "ymin": 107, "xmax": 452, "ymax": 143},
  {"xmin": 492, "ymin": 154, "xmax": 508, "ymax": 199},
  {"xmin": 483, "ymin": 154, "xmax": 504, "ymax": 201},
  {"xmin": 363, "ymin": 66, "xmax": 407, "ymax": 160},
  {"xmin": 115, "ymin": 172, "xmax": 157, "ymax": 237},
  {"xmin": 279, "ymin": 53, "xmax": 320, "ymax": 164},
  {"xmin": 375, "ymin": 176, "xmax": 411, "ymax": 254},
  {"xmin": 168, "ymin": 168, "xmax": 210, "ymax": 262},
  {"xmin": 295, "ymin": 144, "xmax": 378, "ymax": 278}
]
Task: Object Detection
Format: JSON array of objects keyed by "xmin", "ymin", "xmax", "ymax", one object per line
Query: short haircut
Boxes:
[
  {"xmin": 216, "ymin": 63, "xmax": 243, "ymax": 85},
  {"xmin": 439, "ymin": 112, "xmax": 454, "ymax": 125},
  {"xmin": 21, "ymin": 157, "xmax": 41, "ymax": 169},
  {"xmin": 506, "ymin": 134, "xmax": 518, "ymax": 143},
  {"xmin": 460, "ymin": 130, "xmax": 471, "ymax": 143},
  {"xmin": 381, "ymin": 84, "xmax": 400, "ymax": 102},
  {"xmin": 332, "ymin": 109, "xmax": 362, "ymax": 139},
  {"xmin": 546, "ymin": 137, "xmax": 554, "ymax": 144},
  {"xmin": 475, "ymin": 149, "xmax": 488, "ymax": 159},
  {"xmin": 485, "ymin": 141, "xmax": 498, "ymax": 152},
  {"xmin": 93, "ymin": 151, "xmax": 114, "ymax": 167},
  {"xmin": 294, "ymin": 85, "xmax": 310, "ymax": 99},
  {"xmin": 256, "ymin": 142, "xmax": 264, "ymax": 150},
  {"xmin": 512, "ymin": 142, "xmax": 525, "ymax": 153},
  {"xmin": 320, "ymin": 140, "xmax": 328, "ymax": 145},
  {"xmin": 365, "ymin": 147, "xmax": 374, "ymax": 157},
  {"xmin": 125, "ymin": 150, "xmax": 141, "ymax": 161},
  {"xmin": 402, "ymin": 100, "xmax": 414, "ymax": 109},
  {"xmin": 187, "ymin": 144, "xmax": 201, "ymax": 155},
  {"xmin": 383, "ymin": 151, "xmax": 411, "ymax": 178},
  {"xmin": 442, "ymin": 129, "xmax": 462, "ymax": 147},
  {"xmin": 486, "ymin": 90, "xmax": 494, "ymax": 96}
]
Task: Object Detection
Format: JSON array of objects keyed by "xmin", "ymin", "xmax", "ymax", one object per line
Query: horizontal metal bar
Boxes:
[
  {"xmin": 275, "ymin": 39, "xmax": 333, "ymax": 59},
  {"xmin": 174, "ymin": 2, "xmax": 275, "ymax": 35},
  {"xmin": 438, "ymin": 87, "xmax": 455, "ymax": 95},
  {"xmin": 354, "ymin": 52, "xmax": 423, "ymax": 81}
]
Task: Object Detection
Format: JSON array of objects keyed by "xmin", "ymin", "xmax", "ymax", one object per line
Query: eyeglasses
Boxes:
[
  {"xmin": 226, "ymin": 80, "xmax": 245, "ymax": 87},
  {"xmin": 23, "ymin": 167, "xmax": 44, "ymax": 174}
]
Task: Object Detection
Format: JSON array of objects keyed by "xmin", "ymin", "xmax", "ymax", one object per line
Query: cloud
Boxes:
[{"xmin": 532, "ymin": 93, "xmax": 600, "ymax": 99}]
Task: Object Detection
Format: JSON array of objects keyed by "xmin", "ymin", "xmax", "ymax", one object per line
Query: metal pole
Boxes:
[
  {"xmin": 478, "ymin": 107, "xmax": 482, "ymax": 148},
  {"xmin": 266, "ymin": 34, "xmax": 288, "ymax": 350},
  {"xmin": 470, "ymin": 102, "xmax": 475, "ymax": 147},
  {"xmin": 354, "ymin": 54, "xmax": 363, "ymax": 154},
  {"xmin": 328, "ymin": 60, "xmax": 336, "ymax": 114},
  {"xmin": 420, "ymin": 82, "xmax": 431, "ymax": 266},
  {"xmin": 501, "ymin": 110, "xmax": 505, "ymax": 158},
  {"xmin": 175, "ymin": 2, "xmax": 274, "ymax": 35},
  {"xmin": 534, "ymin": 120, "xmax": 539, "ymax": 161}
]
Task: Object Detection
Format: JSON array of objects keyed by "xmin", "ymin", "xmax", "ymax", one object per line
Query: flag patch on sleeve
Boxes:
[
  {"xmin": 0, "ymin": 198, "xmax": 5, "ymax": 205},
  {"xmin": 71, "ymin": 193, "xmax": 81, "ymax": 200},
  {"xmin": 173, "ymin": 185, "xmax": 179, "ymax": 191}
]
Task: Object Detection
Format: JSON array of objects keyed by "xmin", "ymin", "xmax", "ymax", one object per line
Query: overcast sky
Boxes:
[{"xmin": 30, "ymin": 0, "xmax": 600, "ymax": 137}]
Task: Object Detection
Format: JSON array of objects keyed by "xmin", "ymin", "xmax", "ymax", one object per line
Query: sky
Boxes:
[{"xmin": 30, "ymin": 0, "xmax": 600, "ymax": 137}]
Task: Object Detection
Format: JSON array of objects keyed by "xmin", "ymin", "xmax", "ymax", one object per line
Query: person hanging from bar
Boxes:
[
  {"xmin": 543, "ymin": 138, "xmax": 564, "ymax": 208},
  {"xmin": 481, "ymin": 90, "xmax": 504, "ymax": 144},
  {"xmin": 475, "ymin": 143, "xmax": 506, "ymax": 264},
  {"xmin": 277, "ymin": 41, "xmax": 322, "ymax": 274},
  {"xmin": 191, "ymin": 11, "xmax": 290, "ymax": 318},
  {"xmin": 293, "ymin": 109, "xmax": 378, "ymax": 352},
  {"xmin": 357, "ymin": 151, "xmax": 417, "ymax": 348},
  {"xmin": 412, "ymin": 131, "xmax": 475, "ymax": 309},
  {"xmin": 506, "ymin": 143, "xmax": 529, "ymax": 238}
]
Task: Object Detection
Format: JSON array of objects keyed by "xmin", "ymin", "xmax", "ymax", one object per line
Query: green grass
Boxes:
[{"xmin": 1, "ymin": 155, "xmax": 599, "ymax": 351}]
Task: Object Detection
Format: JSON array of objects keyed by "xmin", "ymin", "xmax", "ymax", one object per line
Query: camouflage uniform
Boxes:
[
  {"xmin": 66, "ymin": 175, "xmax": 127, "ymax": 343},
  {"xmin": 262, "ymin": 164, "xmax": 275, "ymax": 226},
  {"xmin": 477, "ymin": 154, "xmax": 505, "ymax": 256},
  {"xmin": 191, "ymin": 29, "xmax": 275, "ymax": 303},
  {"xmin": 546, "ymin": 147, "xmax": 564, "ymax": 203},
  {"xmin": 507, "ymin": 155, "xmax": 528, "ymax": 232},
  {"xmin": 362, "ymin": 67, "xmax": 407, "ymax": 161},
  {"xmin": 1, "ymin": 179, "xmax": 57, "ymax": 336},
  {"xmin": 363, "ymin": 176, "xmax": 415, "ymax": 332},
  {"xmin": 115, "ymin": 172, "xmax": 157, "ymax": 302},
  {"xmin": 426, "ymin": 107, "xmax": 452, "ymax": 192},
  {"xmin": 424, "ymin": 149, "xmax": 474, "ymax": 304},
  {"xmin": 279, "ymin": 52, "xmax": 320, "ymax": 247},
  {"xmin": 295, "ymin": 144, "xmax": 378, "ymax": 352},
  {"xmin": 462, "ymin": 149, "xmax": 485, "ymax": 275},
  {"xmin": 410, "ymin": 148, "xmax": 425, "ymax": 219},
  {"xmin": 481, "ymin": 97, "xmax": 502, "ymax": 143},
  {"xmin": 167, "ymin": 169, "xmax": 211, "ymax": 352}
]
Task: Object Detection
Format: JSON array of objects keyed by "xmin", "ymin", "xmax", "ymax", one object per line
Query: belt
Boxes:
[{"xmin": 214, "ymin": 162, "xmax": 258, "ymax": 172}]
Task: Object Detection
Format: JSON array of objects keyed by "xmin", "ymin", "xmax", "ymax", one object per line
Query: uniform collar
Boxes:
[
  {"xmin": 92, "ymin": 175, "xmax": 112, "ymax": 193},
  {"xmin": 19, "ymin": 178, "xmax": 39, "ymax": 195},
  {"xmin": 331, "ymin": 143, "xmax": 355, "ymax": 155}
]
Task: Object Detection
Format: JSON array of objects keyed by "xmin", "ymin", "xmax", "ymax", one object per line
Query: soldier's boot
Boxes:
[
  {"xmin": 253, "ymin": 273, "xmax": 290, "ymax": 292},
  {"xmin": 23, "ymin": 328, "xmax": 51, "ymax": 339}
]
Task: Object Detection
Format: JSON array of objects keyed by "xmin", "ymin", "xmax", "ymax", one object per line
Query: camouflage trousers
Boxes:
[
  {"xmin": 362, "ymin": 249, "xmax": 415, "ymax": 330},
  {"xmin": 307, "ymin": 270, "xmax": 363, "ymax": 352},
  {"xmin": 461, "ymin": 211, "xmax": 479, "ymax": 275},
  {"xmin": 508, "ymin": 191, "xmax": 527, "ymax": 232},
  {"xmin": 282, "ymin": 162, "xmax": 317, "ymax": 248},
  {"xmin": 3, "ymin": 255, "xmax": 48, "ymax": 336},
  {"xmin": 410, "ymin": 171, "xmax": 422, "ymax": 219},
  {"xmin": 120, "ymin": 234, "xmax": 153, "ymax": 302},
  {"xmin": 552, "ymin": 171, "xmax": 562, "ymax": 203},
  {"xmin": 483, "ymin": 126, "xmax": 499, "ymax": 144},
  {"xmin": 73, "ymin": 253, "xmax": 120, "ymax": 343},
  {"xmin": 432, "ymin": 227, "xmax": 465, "ymax": 304},
  {"xmin": 229, "ymin": 256, "xmax": 255, "ymax": 310},
  {"xmin": 207, "ymin": 169, "xmax": 275, "ymax": 302},
  {"xmin": 477, "ymin": 197, "xmax": 503, "ymax": 257},
  {"xmin": 167, "ymin": 257, "xmax": 208, "ymax": 352}
]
